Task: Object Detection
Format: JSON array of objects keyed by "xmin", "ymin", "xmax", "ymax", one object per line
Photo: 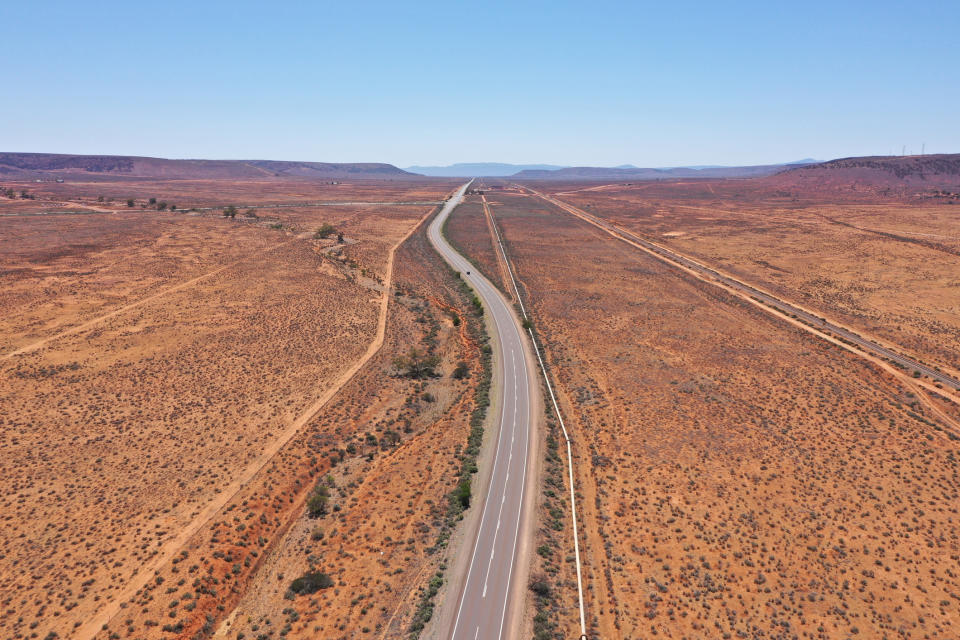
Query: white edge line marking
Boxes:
[
  {"xmin": 440, "ymin": 181, "xmax": 526, "ymax": 639},
  {"xmin": 497, "ymin": 330, "xmax": 530, "ymax": 640},
  {"xmin": 485, "ymin": 195, "xmax": 588, "ymax": 637},
  {"xmin": 434, "ymin": 182, "xmax": 500, "ymax": 640}
]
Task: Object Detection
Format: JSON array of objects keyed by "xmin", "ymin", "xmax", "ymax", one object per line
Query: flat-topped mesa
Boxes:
[
  {"xmin": 0, "ymin": 152, "xmax": 420, "ymax": 180},
  {"xmin": 774, "ymin": 153, "xmax": 960, "ymax": 188}
]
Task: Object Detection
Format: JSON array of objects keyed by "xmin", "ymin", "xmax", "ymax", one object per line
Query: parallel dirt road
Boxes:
[
  {"xmin": 527, "ymin": 187, "xmax": 960, "ymax": 393},
  {"xmin": 429, "ymin": 184, "xmax": 540, "ymax": 639}
]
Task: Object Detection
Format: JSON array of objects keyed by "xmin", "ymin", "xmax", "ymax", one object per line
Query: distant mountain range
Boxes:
[
  {"xmin": 15, "ymin": 152, "xmax": 947, "ymax": 188},
  {"xmin": 0, "ymin": 153, "xmax": 417, "ymax": 180},
  {"xmin": 512, "ymin": 160, "xmax": 819, "ymax": 181},
  {"xmin": 660, "ymin": 158, "xmax": 817, "ymax": 170},
  {"xmin": 407, "ymin": 159, "xmax": 819, "ymax": 179},
  {"xmin": 404, "ymin": 163, "xmax": 569, "ymax": 177}
]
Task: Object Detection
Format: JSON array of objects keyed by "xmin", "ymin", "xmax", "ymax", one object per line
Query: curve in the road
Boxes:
[{"xmin": 428, "ymin": 183, "xmax": 538, "ymax": 640}]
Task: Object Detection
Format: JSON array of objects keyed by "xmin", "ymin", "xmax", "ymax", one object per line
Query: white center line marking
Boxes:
[{"xmin": 482, "ymin": 351, "xmax": 519, "ymax": 599}]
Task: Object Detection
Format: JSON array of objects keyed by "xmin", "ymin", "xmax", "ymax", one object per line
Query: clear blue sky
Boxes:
[{"xmin": 2, "ymin": 1, "xmax": 957, "ymax": 167}]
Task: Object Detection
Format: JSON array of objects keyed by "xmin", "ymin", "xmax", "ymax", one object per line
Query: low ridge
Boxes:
[{"xmin": 0, "ymin": 152, "xmax": 418, "ymax": 179}]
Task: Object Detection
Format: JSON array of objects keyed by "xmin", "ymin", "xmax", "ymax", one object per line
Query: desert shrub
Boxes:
[
  {"xmin": 288, "ymin": 572, "xmax": 333, "ymax": 595},
  {"xmin": 408, "ymin": 571, "xmax": 443, "ymax": 635},
  {"xmin": 453, "ymin": 477, "xmax": 471, "ymax": 510},
  {"xmin": 529, "ymin": 574, "xmax": 551, "ymax": 597},
  {"xmin": 393, "ymin": 348, "xmax": 440, "ymax": 379},
  {"xmin": 314, "ymin": 223, "xmax": 336, "ymax": 239},
  {"xmin": 307, "ymin": 486, "xmax": 330, "ymax": 518},
  {"xmin": 452, "ymin": 362, "xmax": 469, "ymax": 379},
  {"xmin": 223, "ymin": 205, "xmax": 238, "ymax": 218}
]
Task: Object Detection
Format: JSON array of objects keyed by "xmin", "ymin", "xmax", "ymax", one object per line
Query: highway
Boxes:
[
  {"xmin": 428, "ymin": 182, "xmax": 538, "ymax": 639},
  {"xmin": 528, "ymin": 188, "xmax": 960, "ymax": 392}
]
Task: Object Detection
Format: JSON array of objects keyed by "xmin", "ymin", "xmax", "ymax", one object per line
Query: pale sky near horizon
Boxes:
[{"xmin": 2, "ymin": 1, "xmax": 957, "ymax": 167}]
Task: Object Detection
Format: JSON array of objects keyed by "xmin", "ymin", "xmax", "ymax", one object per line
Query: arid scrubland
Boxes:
[
  {"xmin": 5, "ymin": 178, "xmax": 449, "ymax": 211},
  {"xmin": 6, "ymin": 170, "xmax": 960, "ymax": 640},
  {"xmin": 0, "ymin": 179, "xmax": 465, "ymax": 640},
  {"xmin": 0, "ymin": 212, "xmax": 290, "ymax": 353},
  {"xmin": 546, "ymin": 180, "xmax": 960, "ymax": 377},
  {"xmin": 441, "ymin": 195, "xmax": 510, "ymax": 295},
  {"xmin": 461, "ymin": 189, "xmax": 960, "ymax": 639},
  {"xmin": 211, "ymin": 217, "xmax": 489, "ymax": 640},
  {"xmin": 445, "ymin": 195, "xmax": 515, "ymax": 300}
]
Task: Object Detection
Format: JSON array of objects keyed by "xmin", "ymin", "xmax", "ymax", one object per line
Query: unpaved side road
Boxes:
[
  {"xmin": 527, "ymin": 187, "xmax": 960, "ymax": 398},
  {"xmin": 74, "ymin": 198, "xmax": 447, "ymax": 640}
]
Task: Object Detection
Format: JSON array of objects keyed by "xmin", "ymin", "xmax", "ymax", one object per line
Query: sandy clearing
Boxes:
[{"xmin": 1, "ymin": 237, "xmax": 297, "ymax": 361}]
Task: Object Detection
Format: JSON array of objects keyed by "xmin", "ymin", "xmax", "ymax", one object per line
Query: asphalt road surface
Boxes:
[
  {"xmin": 532, "ymin": 189, "xmax": 960, "ymax": 392},
  {"xmin": 428, "ymin": 183, "xmax": 537, "ymax": 639}
]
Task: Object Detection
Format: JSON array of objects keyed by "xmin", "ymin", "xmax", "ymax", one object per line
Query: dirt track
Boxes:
[
  {"xmin": 75, "ymin": 207, "xmax": 434, "ymax": 639},
  {"xmin": 525, "ymin": 187, "xmax": 960, "ymax": 401}
]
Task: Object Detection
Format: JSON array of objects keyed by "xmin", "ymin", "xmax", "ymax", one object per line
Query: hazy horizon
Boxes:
[
  {"xmin": 3, "ymin": 1, "xmax": 957, "ymax": 166},
  {"xmin": 0, "ymin": 152, "xmax": 829, "ymax": 169}
]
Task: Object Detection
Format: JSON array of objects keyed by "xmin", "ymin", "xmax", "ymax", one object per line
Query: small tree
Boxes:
[
  {"xmin": 307, "ymin": 485, "xmax": 330, "ymax": 518},
  {"xmin": 529, "ymin": 574, "xmax": 551, "ymax": 597},
  {"xmin": 149, "ymin": 197, "xmax": 157, "ymax": 205},
  {"xmin": 288, "ymin": 572, "xmax": 333, "ymax": 595},
  {"xmin": 157, "ymin": 201, "xmax": 168, "ymax": 211},
  {"xmin": 223, "ymin": 205, "xmax": 238, "ymax": 218},
  {"xmin": 126, "ymin": 198, "xmax": 135, "ymax": 207},
  {"xmin": 393, "ymin": 348, "xmax": 441, "ymax": 379},
  {"xmin": 243, "ymin": 208, "xmax": 258, "ymax": 218},
  {"xmin": 452, "ymin": 361, "xmax": 469, "ymax": 379},
  {"xmin": 314, "ymin": 223, "xmax": 336, "ymax": 239},
  {"xmin": 453, "ymin": 477, "xmax": 471, "ymax": 509}
]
